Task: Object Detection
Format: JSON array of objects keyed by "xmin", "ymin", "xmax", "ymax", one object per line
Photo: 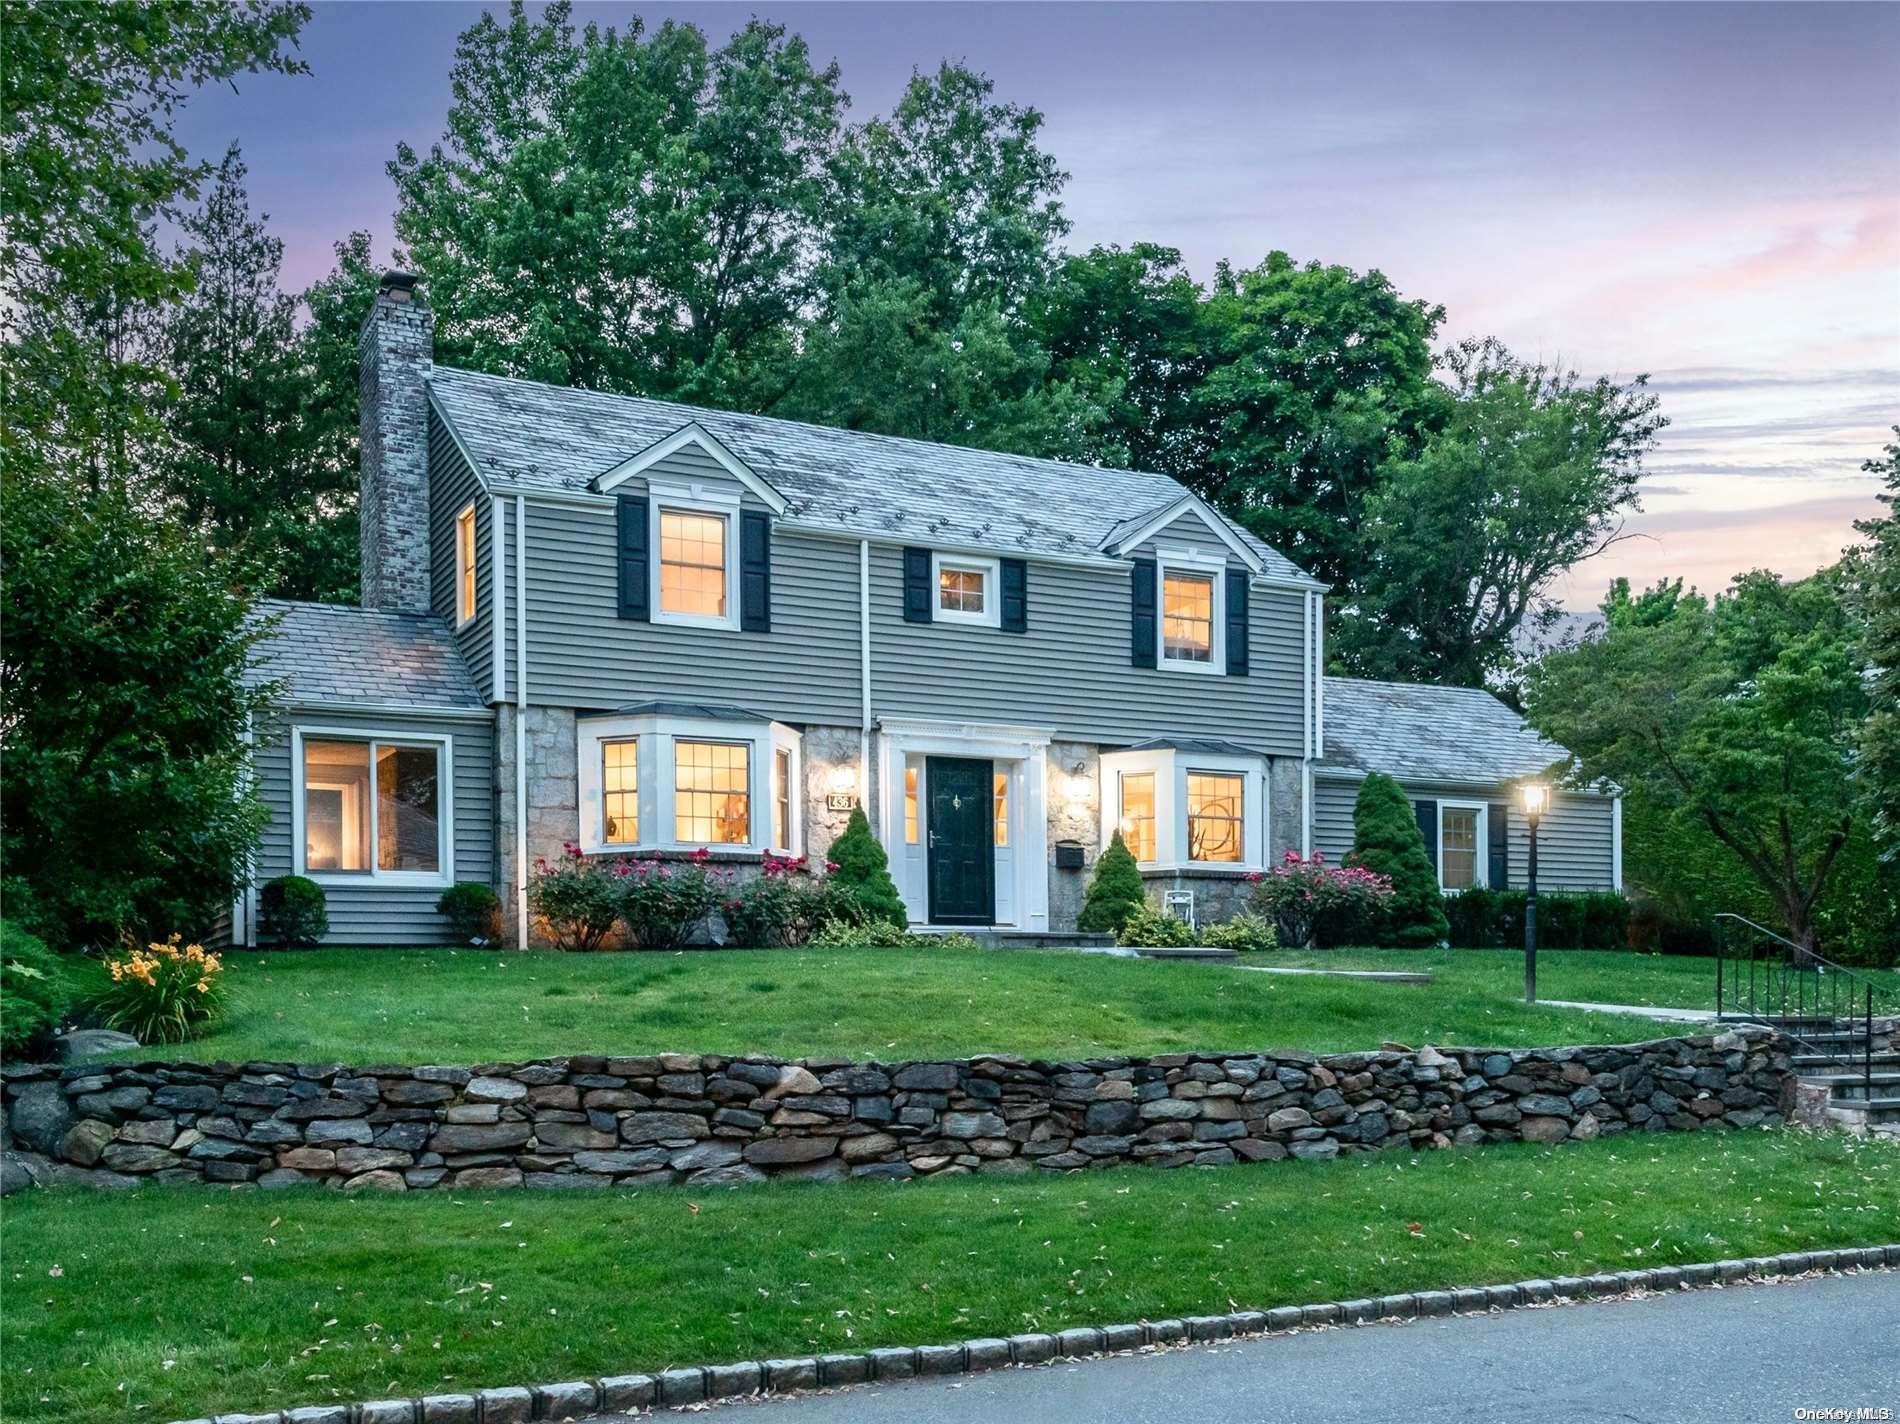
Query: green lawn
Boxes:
[
  {"xmin": 4, "ymin": 1129, "xmax": 1894, "ymax": 1424},
  {"xmin": 87, "ymin": 946, "xmax": 1737, "ymax": 1066}
]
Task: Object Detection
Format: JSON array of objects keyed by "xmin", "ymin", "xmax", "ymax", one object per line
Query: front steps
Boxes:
[{"xmin": 1771, "ymin": 1017, "xmax": 1900, "ymax": 1138}]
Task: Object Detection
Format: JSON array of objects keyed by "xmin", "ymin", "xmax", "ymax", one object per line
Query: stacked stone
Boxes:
[{"xmin": 0, "ymin": 1027, "xmax": 1792, "ymax": 1193}]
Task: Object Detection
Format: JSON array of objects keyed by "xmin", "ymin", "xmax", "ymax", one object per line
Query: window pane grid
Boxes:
[
  {"xmin": 1163, "ymin": 573, "xmax": 1214, "ymax": 662},
  {"xmin": 992, "ymin": 770, "xmax": 1009, "ymax": 847},
  {"xmin": 659, "ymin": 510, "xmax": 727, "ymax": 617},
  {"xmin": 1119, "ymin": 771, "xmax": 1157, "ymax": 862},
  {"xmin": 674, "ymin": 740, "xmax": 749, "ymax": 845},
  {"xmin": 1186, "ymin": 771, "xmax": 1243, "ymax": 863},
  {"xmin": 603, "ymin": 740, "xmax": 638, "ymax": 844},
  {"xmin": 1441, "ymin": 807, "xmax": 1480, "ymax": 890},
  {"xmin": 904, "ymin": 766, "xmax": 919, "ymax": 844},
  {"xmin": 939, "ymin": 567, "xmax": 987, "ymax": 614},
  {"xmin": 774, "ymin": 747, "xmax": 792, "ymax": 850}
]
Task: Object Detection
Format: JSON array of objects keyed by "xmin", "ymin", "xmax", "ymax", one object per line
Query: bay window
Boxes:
[
  {"xmin": 577, "ymin": 709, "xmax": 801, "ymax": 856},
  {"xmin": 1100, "ymin": 747, "xmax": 1265, "ymax": 871},
  {"xmin": 296, "ymin": 730, "xmax": 449, "ymax": 882}
]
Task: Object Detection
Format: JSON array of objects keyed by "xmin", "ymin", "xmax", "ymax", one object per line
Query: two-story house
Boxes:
[{"xmin": 232, "ymin": 274, "xmax": 1621, "ymax": 947}]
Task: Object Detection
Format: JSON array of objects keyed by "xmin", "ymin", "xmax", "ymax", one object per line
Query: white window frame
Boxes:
[
  {"xmin": 931, "ymin": 551, "xmax": 1001, "ymax": 628},
  {"xmin": 1437, "ymin": 799, "xmax": 1489, "ymax": 892},
  {"xmin": 454, "ymin": 502, "xmax": 477, "ymax": 627},
  {"xmin": 577, "ymin": 711, "xmax": 801, "ymax": 856},
  {"xmin": 1157, "ymin": 551, "xmax": 1226, "ymax": 676},
  {"xmin": 290, "ymin": 726, "xmax": 454, "ymax": 888},
  {"xmin": 650, "ymin": 482, "xmax": 741, "ymax": 631},
  {"xmin": 1099, "ymin": 746, "xmax": 1266, "ymax": 871}
]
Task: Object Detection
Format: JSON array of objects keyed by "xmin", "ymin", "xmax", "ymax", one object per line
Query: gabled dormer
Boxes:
[{"xmin": 1102, "ymin": 493, "xmax": 1263, "ymax": 678}]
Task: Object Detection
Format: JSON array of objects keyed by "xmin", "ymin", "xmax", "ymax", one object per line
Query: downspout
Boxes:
[
  {"xmin": 1300, "ymin": 592, "xmax": 1314, "ymax": 857},
  {"xmin": 1612, "ymin": 794, "xmax": 1624, "ymax": 892},
  {"xmin": 515, "ymin": 494, "xmax": 529, "ymax": 949},
  {"xmin": 859, "ymin": 538, "xmax": 872, "ymax": 827}
]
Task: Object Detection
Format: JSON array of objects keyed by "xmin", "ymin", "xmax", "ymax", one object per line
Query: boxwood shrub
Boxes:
[{"xmin": 1444, "ymin": 887, "xmax": 1632, "ymax": 949}]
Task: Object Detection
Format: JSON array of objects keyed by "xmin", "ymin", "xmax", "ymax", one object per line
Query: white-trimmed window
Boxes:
[
  {"xmin": 1118, "ymin": 771, "xmax": 1157, "ymax": 862},
  {"xmin": 1185, "ymin": 771, "xmax": 1244, "ymax": 863},
  {"xmin": 1438, "ymin": 801, "xmax": 1487, "ymax": 891},
  {"xmin": 932, "ymin": 552, "xmax": 1001, "ymax": 627},
  {"xmin": 1158, "ymin": 554, "xmax": 1226, "ymax": 673},
  {"xmin": 295, "ymin": 730, "xmax": 451, "ymax": 884},
  {"xmin": 1100, "ymin": 747, "xmax": 1265, "ymax": 870},
  {"xmin": 992, "ymin": 770, "xmax": 1010, "ymax": 847},
  {"xmin": 903, "ymin": 765, "xmax": 920, "ymax": 844},
  {"xmin": 577, "ymin": 711, "xmax": 801, "ymax": 856},
  {"xmin": 454, "ymin": 503, "xmax": 477, "ymax": 626},
  {"xmin": 651, "ymin": 485, "xmax": 740, "ymax": 629}
]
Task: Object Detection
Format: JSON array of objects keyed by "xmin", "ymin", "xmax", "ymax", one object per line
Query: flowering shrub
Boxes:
[
  {"xmin": 92, "ymin": 934, "xmax": 226, "ymax": 1044},
  {"xmin": 526, "ymin": 844, "xmax": 621, "ymax": 952},
  {"xmin": 724, "ymin": 853, "xmax": 833, "ymax": 947},
  {"xmin": 1247, "ymin": 851, "xmax": 1394, "ymax": 949},
  {"xmin": 615, "ymin": 850, "xmax": 728, "ymax": 948}
]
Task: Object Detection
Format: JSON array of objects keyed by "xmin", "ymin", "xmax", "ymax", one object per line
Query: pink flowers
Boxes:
[{"xmin": 1248, "ymin": 851, "xmax": 1394, "ymax": 949}]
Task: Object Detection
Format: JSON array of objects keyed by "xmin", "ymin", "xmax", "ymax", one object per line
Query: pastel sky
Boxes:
[{"xmin": 175, "ymin": 1, "xmax": 1900, "ymax": 610}]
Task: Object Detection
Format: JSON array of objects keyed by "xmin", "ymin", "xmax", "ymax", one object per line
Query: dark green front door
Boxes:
[{"xmin": 926, "ymin": 756, "xmax": 994, "ymax": 926}]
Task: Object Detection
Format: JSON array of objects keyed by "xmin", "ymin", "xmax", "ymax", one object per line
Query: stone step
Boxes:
[
  {"xmin": 1136, "ymin": 945, "xmax": 1239, "ymax": 963},
  {"xmin": 1791, "ymin": 1052, "xmax": 1900, "ymax": 1069}
]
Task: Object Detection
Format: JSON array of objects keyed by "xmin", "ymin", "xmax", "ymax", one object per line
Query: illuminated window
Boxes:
[
  {"xmin": 602, "ymin": 740, "xmax": 638, "ymax": 845},
  {"xmin": 1440, "ymin": 805, "xmax": 1481, "ymax": 890},
  {"xmin": 1186, "ymin": 772, "xmax": 1243, "ymax": 863},
  {"xmin": 659, "ymin": 509, "xmax": 728, "ymax": 618},
  {"xmin": 940, "ymin": 567, "xmax": 986, "ymax": 615},
  {"xmin": 454, "ymin": 503, "xmax": 476, "ymax": 625},
  {"xmin": 1119, "ymin": 771, "xmax": 1157, "ymax": 862},
  {"xmin": 774, "ymin": 746, "xmax": 793, "ymax": 850},
  {"xmin": 904, "ymin": 765, "xmax": 919, "ymax": 844},
  {"xmin": 1162, "ymin": 571, "xmax": 1215, "ymax": 664},
  {"xmin": 932, "ymin": 553, "xmax": 1000, "ymax": 627},
  {"xmin": 675, "ymin": 740, "xmax": 749, "ymax": 844},
  {"xmin": 993, "ymin": 770, "xmax": 1010, "ymax": 847},
  {"xmin": 301, "ymin": 737, "xmax": 442, "ymax": 877},
  {"xmin": 304, "ymin": 740, "xmax": 370, "ymax": 871}
]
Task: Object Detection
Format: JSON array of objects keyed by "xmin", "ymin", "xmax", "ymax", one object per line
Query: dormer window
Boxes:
[
  {"xmin": 933, "ymin": 553, "xmax": 1001, "ymax": 627},
  {"xmin": 1156, "ymin": 554, "xmax": 1226, "ymax": 674}
]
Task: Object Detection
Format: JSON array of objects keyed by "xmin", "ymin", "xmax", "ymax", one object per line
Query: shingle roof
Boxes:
[
  {"xmin": 1319, "ymin": 677, "xmax": 1572, "ymax": 786},
  {"xmin": 608, "ymin": 699, "xmax": 770, "ymax": 723},
  {"xmin": 248, "ymin": 601, "xmax": 485, "ymax": 709},
  {"xmin": 1123, "ymin": 736, "xmax": 1261, "ymax": 759},
  {"xmin": 428, "ymin": 365, "xmax": 1319, "ymax": 583}
]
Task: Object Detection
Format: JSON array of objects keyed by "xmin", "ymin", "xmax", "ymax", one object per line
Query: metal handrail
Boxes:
[{"xmin": 1712, "ymin": 913, "xmax": 1892, "ymax": 1103}]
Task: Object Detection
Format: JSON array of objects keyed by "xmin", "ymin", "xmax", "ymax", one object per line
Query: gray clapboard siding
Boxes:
[
  {"xmin": 1311, "ymin": 776, "xmax": 1617, "ymax": 892},
  {"xmin": 429, "ymin": 408, "xmax": 493, "ymax": 698},
  {"xmin": 868, "ymin": 545, "xmax": 1308, "ymax": 753},
  {"xmin": 522, "ymin": 494, "xmax": 863, "ymax": 722},
  {"xmin": 254, "ymin": 709, "xmax": 496, "ymax": 946}
]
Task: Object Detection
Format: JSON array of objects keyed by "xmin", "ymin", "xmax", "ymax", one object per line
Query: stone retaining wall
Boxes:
[{"xmin": 1, "ymin": 1027, "xmax": 1791, "ymax": 1193}]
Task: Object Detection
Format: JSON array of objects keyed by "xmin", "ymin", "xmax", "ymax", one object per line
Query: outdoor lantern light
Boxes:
[
  {"xmin": 1518, "ymin": 782, "xmax": 1550, "ymax": 1003},
  {"xmin": 826, "ymin": 764, "xmax": 858, "ymax": 795}
]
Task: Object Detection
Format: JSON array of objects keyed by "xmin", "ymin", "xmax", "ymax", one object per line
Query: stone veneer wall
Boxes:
[{"xmin": 2, "ymin": 1028, "xmax": 1790, "ymax": 1194}]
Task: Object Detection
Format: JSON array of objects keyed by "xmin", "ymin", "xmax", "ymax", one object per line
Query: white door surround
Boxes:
[{"xmin": 877, "ymin": 718, "xmax": 1053, "ymax": 931}]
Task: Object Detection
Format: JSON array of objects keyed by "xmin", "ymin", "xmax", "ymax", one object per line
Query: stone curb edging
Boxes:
[{"xmin": 175, "ymin": 1244, "xmax": 1899, "ymax": 1424}]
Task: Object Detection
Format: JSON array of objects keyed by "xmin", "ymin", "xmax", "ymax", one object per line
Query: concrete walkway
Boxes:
[
  {"xmin": 1235, "ymin": 964, "xmax": 1434, "ymax": 984},
  {"xmin": 1542, "ymin": 999, "xmax": 1719, "ymax": 1023},
  {"xmin": 654, "ymin": 1271, "xmax": 1898, "ymax": 1424}
]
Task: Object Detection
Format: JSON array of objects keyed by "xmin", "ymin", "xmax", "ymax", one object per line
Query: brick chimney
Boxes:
[{"xmin": 358, "ymin": 270, "xmax": 434, "ymax": 613}]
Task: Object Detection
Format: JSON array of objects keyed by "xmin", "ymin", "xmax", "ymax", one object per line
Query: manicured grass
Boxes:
[
  {"xmin": 96, "ymin": 947, "xmax": 1707, "ymax": 1066},
  {"xmin": 1265, "ymin": 947, "xmax": 1900, "ymax": 1012},
  {"xmin": 4, "ymin": 1129, "xmax": 1894, "ymax": 1424}
]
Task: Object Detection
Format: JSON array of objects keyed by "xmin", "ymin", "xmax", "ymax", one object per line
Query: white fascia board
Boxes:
[
  {"xmin": 1098, "ymin": 492, "xmax": 1264, "ymax": 575},
  {"xmin": 590, "ymin": 423, "xmax": 788, "ymax": 515}
]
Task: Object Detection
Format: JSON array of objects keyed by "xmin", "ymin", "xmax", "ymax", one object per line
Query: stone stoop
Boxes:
[{"xmin": 1786, "ymin": 1021, "xmax": 1900, "ymax": 1139}]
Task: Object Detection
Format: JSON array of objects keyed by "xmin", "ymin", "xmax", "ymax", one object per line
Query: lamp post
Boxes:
[{"xmin": 1519, "ymin": 782, "xmax": 1549, "ymax": 1004}]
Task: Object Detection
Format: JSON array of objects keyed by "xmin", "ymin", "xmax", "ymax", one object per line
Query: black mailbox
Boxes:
[{"xmin": 1053, "ymin": 840, "xmax": 1086, "ymax": 871}]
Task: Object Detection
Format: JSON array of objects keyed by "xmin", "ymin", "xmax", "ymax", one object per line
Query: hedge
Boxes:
[{"xmin": 1443, "ymin": 888, "xmax": 1632, "ymax": 950}]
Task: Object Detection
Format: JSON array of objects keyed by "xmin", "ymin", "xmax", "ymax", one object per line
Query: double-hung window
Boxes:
[
  {"xmin": 298, "ymin": 733, "xmax": 449, "ymax": 882},
  {"xmin": 1118, "ymin": 771, "xmax": 1157, "ymax": 862},
  {"xmin": 674, "ymin": 740, "xmax": 750, "ymax": 845},
  {"xmin": 932, "ymin": 552, "xmax": 1001, "ymax": 627},
  {"xmin": 1157, "ymin": 555, "xmax": 1225, "ymax": 672},
  {"xmin": 1438, "ymin": 802, "xmax": 1486, "ymax": 891},
  {"xmin": 659, "ymin": 509, "xmax": 729, "ymax": 620},
  {"xmin": 602, "ymin": 740, "xmax": 639, "ymax": 845}
]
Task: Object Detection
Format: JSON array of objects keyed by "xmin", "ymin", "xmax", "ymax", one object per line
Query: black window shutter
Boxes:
[
  {"xmin": 1131, "ymin": 558, "xmax": 1158, "ymax": 668},
  {"xmin": 1413, "ymin": 799, "xmax": 1439, "ymax": 881},
  {"xmin": 616, "ymin": 496, "xmax": 649, "ymax": 621},
  {"xmin": 903, "ymin": 546, "xmax": 932, "ymax": 623},
  {"xmin": 1224, "ymin": 568, "xmax": 1249, "ymax": 675},
  {"xmin": 1487, "ymin": 802, "xmax": 1510, "ymax": 889},
  {"xmin": 1000, "ymin": 557, "xmax": 1028, "ymax": 633},
  {"xmin": 740, "ymin": 510, "xmax": 772, "ymax": 632}
]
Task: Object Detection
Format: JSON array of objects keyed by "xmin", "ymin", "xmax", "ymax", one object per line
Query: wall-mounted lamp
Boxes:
[{"xmin": 826, "ymin": 764, "xmax": 859, "ymax": 796}]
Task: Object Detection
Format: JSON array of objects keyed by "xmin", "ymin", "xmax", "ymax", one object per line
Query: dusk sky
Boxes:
[{"xmin": 176, "ymin": 1, "xmax": 1899, "ymax": 610}]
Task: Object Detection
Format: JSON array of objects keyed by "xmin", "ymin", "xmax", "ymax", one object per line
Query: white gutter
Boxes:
[
  {"xmin": 489, "ymin": 494, "xmax": 506, "ymax": 703},
  {"xmin": 1314, "ymin": 592, "xmax": 1326, "ymax": 756},
  {"xmin": 1612, "ymin": 795, "xmax": 1624, "ymax": 891},
  {"xmin": 859, "ymin": 538, "xmax": 872, "ymax": 828},
  {"xmin": 514, "ymin": 493, "xmax": 529, "ymax": 949}
]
